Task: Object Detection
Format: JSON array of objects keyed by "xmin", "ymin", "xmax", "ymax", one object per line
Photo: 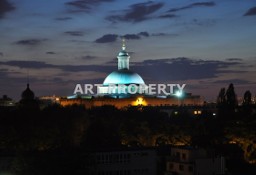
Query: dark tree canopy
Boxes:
[
  {"xmin": 243, "ymin": 90, "xmax": 252, "ymax": 106},
  {"xmin": 226, "ymin": 83, "xmax": 237, "ymax": 108},
  {"xmin": 217, "ymin": 88, "xmax": 226, "ymax": 105}
]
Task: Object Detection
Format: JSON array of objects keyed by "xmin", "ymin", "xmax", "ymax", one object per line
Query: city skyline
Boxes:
[{"xmin": 0, "ymin": 0, "xmax": 256, "ymax": 101}]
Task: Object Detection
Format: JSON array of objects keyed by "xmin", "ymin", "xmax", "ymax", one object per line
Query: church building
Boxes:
[{"xmin": 60, "ymin": 41, "xmax": 203, "ymax": 108}]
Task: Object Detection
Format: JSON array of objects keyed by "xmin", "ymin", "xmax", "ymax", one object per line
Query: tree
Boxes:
[
  {"xmin": 241, "ymin": 90, "xmax": 252, "ymax": 117},
  {"xmin": 217, "ymin": 84, "xmax": 238, "ymax": 119},
  {"xmin": 243, "ymin": 90, "xmax": 252, "ymax": 106},
  {"xmin": 217, "ymin": 88, "xmax": 226, "ymax": 106},
  {"xmin": 226, "ymin": 83, "xmax": 238, "ymax": 108}
]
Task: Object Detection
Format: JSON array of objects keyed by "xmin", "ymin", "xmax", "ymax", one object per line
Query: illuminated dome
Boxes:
[
  {"xmin": 98, "ymin": 39, "xmax": 145, "ymax": 96},
  {"xmin": 103, "ymin": 39, "xmax": 145, "ymax": 86},
  {"xmin": 103, "ymin": 69, "xmax": 145, "ymax": 85}
]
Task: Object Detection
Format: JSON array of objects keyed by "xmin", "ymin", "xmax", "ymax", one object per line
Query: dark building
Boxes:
[{"xmin": 19, "ymin": 83, "xmax": 39, "ymax": 110}]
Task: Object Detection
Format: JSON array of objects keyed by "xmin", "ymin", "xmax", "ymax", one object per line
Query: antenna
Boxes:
[{"xmin": 27, "ymin": 69, "xmax": 29, "ymax": 84}]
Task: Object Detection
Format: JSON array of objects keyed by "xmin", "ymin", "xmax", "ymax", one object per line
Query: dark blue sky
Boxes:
[{"xmin": 0, "ymin": 0, "xmax": 256, "ymax": 101}]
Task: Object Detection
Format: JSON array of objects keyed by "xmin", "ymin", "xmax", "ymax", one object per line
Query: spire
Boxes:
[
  {"xmin": 122, "ymin": 37, "xmax": 126, "ymax": 50},
  {"xmin": 26, "ymin": 69, "xmax": 30, "ymax": 90}
]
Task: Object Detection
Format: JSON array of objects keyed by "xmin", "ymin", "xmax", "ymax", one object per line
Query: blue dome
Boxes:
[{"xmin": 103, "ymin": 70, "xmax": 145, "ymax": 85}]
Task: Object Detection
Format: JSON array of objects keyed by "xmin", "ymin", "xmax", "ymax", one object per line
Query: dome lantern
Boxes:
[{"xmin": 117, "ymin": 38, "xmax": 130, "ymax": 70}]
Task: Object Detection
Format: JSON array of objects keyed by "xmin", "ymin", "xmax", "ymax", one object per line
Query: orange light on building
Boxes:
[
  {"xmin": 132, "ymin": 97, "xmax": 147, "ymax": 106},
  {"xmin": 137, "ymin": 97, "xmax": 143, "ymax": 105}
]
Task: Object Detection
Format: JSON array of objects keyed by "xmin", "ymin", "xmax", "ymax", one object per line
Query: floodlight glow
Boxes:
[{"xmin": 175, "ymin": 91, "xmax": 183, "ymax": 97}]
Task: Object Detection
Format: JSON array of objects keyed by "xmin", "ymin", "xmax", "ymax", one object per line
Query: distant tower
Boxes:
[
  {"xmin": 117, "ymin": 38, "xmax": 130, "ymax": 70},
  {"xmin": 19, "ymin": 80, "xmax": 39, "ymax": 110},
  {"xmin": 21, "ymin": 84, "xmax": 35, "ymax": 100}
]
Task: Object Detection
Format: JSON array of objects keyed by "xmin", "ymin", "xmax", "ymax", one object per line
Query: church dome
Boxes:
[
  {"xmin": 103, "ymin": 69, "xmax": 145, "ymax": 85},
  {"xmin": 21, "ymin": 84, "xmax": 35, "ymax": 100}
]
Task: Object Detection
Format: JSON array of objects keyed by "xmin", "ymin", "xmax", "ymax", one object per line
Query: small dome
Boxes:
[
  {"xmin": 103, "ymin": 70, "xmax": 145, "ymax": 85},
  {"xmin": 21, "ymin": 84, "xmax": 35, "ymax": 100}
]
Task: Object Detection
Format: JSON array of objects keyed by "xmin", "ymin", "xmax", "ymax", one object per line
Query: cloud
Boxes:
[
  {"xmin": 95, "ymin": 32, "xmax": 150, "ymax": 43},
  {"xmin": 0, "ymin": 61, "xmax": 54, "ymax": 69},
  {"xmin": 65, "ymin": 0, "xmax": 114, "ymax": 13},
  {"xmin": 226, "ymin": 58, "xmax": 243, "ymax": 61},
  {"xmin": 123, "ymin": 34, "xmax": 140, "ymax": 40},
  {"xmin": 0, "ymin": 52, "xmax": 3, "ymax": 57},
  {"xmin": 46, "ymin": 52, "xmax": 56, "ymax": 55},
  {"xmin": 0, "ymin": 57, "xmax": 244, "ymax": 83},
  {"xmin": 80, "ymin": 55, "xmax": 97, "ymax": 60},
  {"xmin": 55, "ymin": 17, "xmax": 72, "ymax": 21},
  {"xmin": 0, "ymin": 0, "xmax": 15, "ymax": 19},
  {"xmin": 138, "ymin": 32, "xmax": 150, "ymax": 37},
  {"xmin": 65, "ymin": 31, "xmax": 84, "ymax": 36},
  {"xmin": 15, "ymin": 39, "xmax": 46, "ymax": 46},
  {"xmin": 213, "ymin": 79, "xmax": 252, "ymax": 85},
  {"xmin": 244, "ymin": 7, "xmax": 256, "ymax": 16},
  {"xmin": 191, "ymin": 18, "xmax": 216, "ymax": 27},
  {"xmin": 168, "ymin": 1, "xmax": 215, "ymax": 13},
  {"xmin": 130, "ymin": 57, "xmax": 242, "ymax": 82},
  {"xmin": 0, "ymin": 60, "xmax": 114, "ymax": 73},
  {"xmin": 151, "ymin": 33, "xmax": 169, "ymax": 36},
  {"xmin": 95, "ymin": 34, "xmax": 118, "ymax": 43},
  {"xmin": 106, "ymin": 1, "xmax": 164, "ymax": 23},
  {"xmin": 158, "ymin": 14, "xmax": 177, "ymax": 19},
  {"xmin": 123, "ymin": 32, "xmax": 150, "ymax": 40}
]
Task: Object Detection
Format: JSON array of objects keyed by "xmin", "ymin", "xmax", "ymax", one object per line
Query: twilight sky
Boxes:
[{"xmin": 0, "ymin": 0, "xmax": 256, "ymax": 101}]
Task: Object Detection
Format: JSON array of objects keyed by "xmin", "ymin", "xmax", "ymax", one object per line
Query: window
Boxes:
[
  {"xmin": 182, "ymin": 153, "xmax": 186, "ymax": 160},
  {"xmin": 176, "ymin": 152, "xmax": 180, "ymax": 159},
  {"xmin": 188, "ymin": 166, "xmax": 193, "ymax": 172},
  {"xmin": 169, "ymin": 163, "xmax": 174, "ymax": 170},
  {"xmin": 179, "ymin": 164, "xmax": 184, "ymax": 171}
]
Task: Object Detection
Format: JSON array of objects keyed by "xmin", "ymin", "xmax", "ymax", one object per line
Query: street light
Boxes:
[{"xmin": 175, "ymin": 91, "xmax": 183, "ymax": 97}]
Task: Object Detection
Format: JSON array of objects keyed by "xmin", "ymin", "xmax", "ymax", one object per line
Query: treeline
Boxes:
[
  {"xmin": 217, "ymin": 83, "xmax": 254, "ymax": 118},
  {"xmin": 0, "ymin": 102, "xmax": 256, "ymax": 155}
]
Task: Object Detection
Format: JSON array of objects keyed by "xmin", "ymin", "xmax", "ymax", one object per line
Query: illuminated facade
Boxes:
[{"xmin": 60, "ymin": 41, "xmax": 203, "ymax": 108}]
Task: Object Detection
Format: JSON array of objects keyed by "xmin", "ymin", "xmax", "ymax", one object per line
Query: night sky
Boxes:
[{"xmin": 0, "ymin": 0, "xmax": 256, "ymax": 101}]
